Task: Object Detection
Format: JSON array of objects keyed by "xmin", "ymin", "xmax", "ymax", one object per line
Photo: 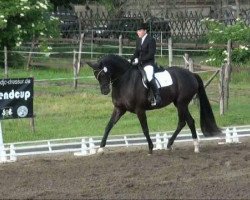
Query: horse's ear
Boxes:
[{"xmin": 86, "ymin": 61, "xmax": 99, "ymax": 70}]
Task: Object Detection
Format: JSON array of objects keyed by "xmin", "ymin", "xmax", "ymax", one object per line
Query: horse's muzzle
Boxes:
[{"xmin": 100, "ymin": 85, "xmax": 110, "ymax": 95}]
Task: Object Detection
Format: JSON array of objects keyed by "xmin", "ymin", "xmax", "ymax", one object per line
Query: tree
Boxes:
[{"xmin": 0, "ymin": 0, "xmax": 59, "ymax": 50}]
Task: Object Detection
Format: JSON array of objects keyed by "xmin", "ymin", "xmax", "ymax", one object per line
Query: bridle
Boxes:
[
  {"xmin": 95, "ymin": 65, "xmax": 127, "ymax": 87},
  {"xmin": 96, "ymin": 68, "xmax": 106, "ymax": 80},
  {"xmin": 95, "ymin": 67, "xmax": 111, "ymax": 88}
]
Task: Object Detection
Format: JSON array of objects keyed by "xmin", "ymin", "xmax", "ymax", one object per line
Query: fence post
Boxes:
[
  {"xmin": 91, "ymin": 30, "xmax": 94, "ymax": 59},
  {"xmin": 219, "ymin": 65, "xmax": 225, "ymax": 115},
  {"xmin": 160, "ymin": 31, "xmax": 163, "ymax": 57},
  {"xmin": 118, "ymin": 34, "xmax": 123, "ymax": 56},
  {"xmin": 27, "ymin": 37, "xmax": 35, "ymax": 70},
  {"xmin": 73, "ymin": 50, "xmax": 77, "ymax": 89},
  {"xmin": 77, "ymin": 33, "xmax": 84, "ymax": 74},
  {"xmin": 29, "ymin": 115, "xmax": 35, "ymax": 133},
  {"xmin": 188, "ymin": 57, "xmax": 194, "ymax": 104},
  {"xmin": 168, "ymin": 37, "xmax": 173, "ymax": 67},
  {"xmin": 224, "ymin": 39, "xmax": 232, "ymax": 110},
  {"xmin": 184, "ymin": 53, "xmax": 189, "ymax": 69},
  {"xmin": 188, "ymin": 58, "xmax": 194, "ymax": 72},
  {"xmin": 4, "ymin": 46, "xmax": 8, "ymax": 78},
  {"xmin": 72, "ymin": 33, "xmax": 84, "ymax": 89}
]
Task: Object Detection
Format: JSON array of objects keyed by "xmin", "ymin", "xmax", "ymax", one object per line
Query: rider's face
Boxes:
[{"xmin": 137, "ymin": 29, "xmax": 147, "ymax": 38}]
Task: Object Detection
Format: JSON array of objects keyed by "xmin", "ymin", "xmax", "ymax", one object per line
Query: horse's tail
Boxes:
[{"xmin": 194, "ymin": 74, "xmax": 221, "ymax": 137}]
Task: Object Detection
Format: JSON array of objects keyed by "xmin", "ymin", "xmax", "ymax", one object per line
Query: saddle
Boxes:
[
  {"xmin": 137, "ymin": 64, "xmax": 170, "ymax": 89},
  {"xmin": 137, "ymin": 64, "xmax": 173, "ymax": 104}
]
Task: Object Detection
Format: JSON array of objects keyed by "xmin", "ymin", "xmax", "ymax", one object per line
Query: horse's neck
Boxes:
[
  {"xmin": 110, "ymin": 64, "xmax": 128, "ymax": 81},
  {"xmin": 111, "ymin": 67, "xmax": 138, "ymax": 87}
]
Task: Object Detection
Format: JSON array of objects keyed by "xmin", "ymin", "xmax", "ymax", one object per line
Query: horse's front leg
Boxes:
[
  {"xmin": 137, "ymin": 110, "xmax": 154, "ymax": 154},
  {"xmin": 99, "ymin": 107, "xmax": 126, "ymax": 152}
]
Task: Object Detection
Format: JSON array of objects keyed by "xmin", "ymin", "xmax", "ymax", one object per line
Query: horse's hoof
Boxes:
[
  {"xmin": 97, "ymin": 148, "xmax": 104, "ymax": 154},
  {"xmin": 194, "ymin": 148, "xmax": 200, "ymax": 153},
  {"xmin": 148, "ymin": 149, "xmax": 153, "ymax": 155},
  {"xmin": 193, "ymin": 139, "xmax": 200, "ymax": 153},
  {"xmin": 166, "ymin": 146, "xmax": 173, "ymax": 151}
]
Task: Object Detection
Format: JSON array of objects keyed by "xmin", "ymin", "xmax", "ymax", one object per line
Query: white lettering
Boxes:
[
  {"xmin": 20, "ymin": 91, "xmax": 24, "ymax": 99},
  {"xmin": 25, "ymin": 79, "xmax": 31, "ymax": 84},
  {"xmin": 0, "ymin": 79, "xmax": 31, "ymax": 86},
  {"xmin": 15, "ymin": 91, "xmax": 20, "ymax": 99},
  {"xmin": 9, "ymin": 90, "xmax": 15, "ymax": 99},
  {"xmin": 0, "ymin": 90, "xmax": 31, "ymax": 101},
  {"xmin": 0, "ymin": 80, "xmax": 7, "ymax": 86},
  {"xmin": 4, "ymin": 92, "xmax": 9, "ymax": 100},
  {"xmin": 25, "ymin": 91, "xmax": 30, "ymax": 100}
]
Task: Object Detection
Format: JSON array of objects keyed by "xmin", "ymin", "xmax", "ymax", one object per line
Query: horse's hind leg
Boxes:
[
  {"xmin": 167, "ymin": 105, "xmax": 186, "ymax": 149},
  {"xmin": 168, "ymin": 104, "xmax": 200, "ymax": 153},
  {"xmin": 167, "ymin": 121, "xmax": 186, "ymax": 150},
  {"xmin": 185, "ymin": 109, "xmax": 199, "ymax": 153},
  {"xmin": 137, "ymin": 110, "xmax": 154, "ymax": 154}
]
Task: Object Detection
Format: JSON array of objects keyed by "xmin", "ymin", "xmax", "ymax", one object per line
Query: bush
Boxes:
[
  {"xmin": 0, "ymin": 0, "xmax": 60, "ymax": 67},
  {"xmin": 202, "ymin": 18, "xmax": 250, "ymax": 66}
]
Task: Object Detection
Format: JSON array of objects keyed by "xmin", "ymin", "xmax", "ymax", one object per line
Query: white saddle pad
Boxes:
[{"xmin": 155, "ymin": 70, "xmax": 173, "ymax": 88}]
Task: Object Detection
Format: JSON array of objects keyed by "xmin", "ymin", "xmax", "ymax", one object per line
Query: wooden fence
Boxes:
[
  {"xmin": 54, "ymin": 7, "xmax": 250, "ymax": 41},
  {"xmin": 183, "ymin": 40, "xmax": 232, "ymax": 116}
]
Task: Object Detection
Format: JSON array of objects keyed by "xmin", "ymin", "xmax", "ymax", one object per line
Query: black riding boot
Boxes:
[{"xmin": 149, "ymin": 78, "xmax": 162, "ymax": 106}]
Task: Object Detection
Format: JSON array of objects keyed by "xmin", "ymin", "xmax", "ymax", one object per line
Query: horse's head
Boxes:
[
  {"xmin": 86, "ymin": 61, "xmax": 111, "ymax": 95},
  {"xmin": 87, "ymin": 55, "xmax": 131, "ymax": 95}
]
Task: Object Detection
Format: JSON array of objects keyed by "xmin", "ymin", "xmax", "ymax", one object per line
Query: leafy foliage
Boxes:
[
  {"xmin": 202, "ymin": 18, "xmax": 250, "ymax": 66},
  {"xmin": 0, "ymin": 0, "xmax": 60, "ymax": 50}
]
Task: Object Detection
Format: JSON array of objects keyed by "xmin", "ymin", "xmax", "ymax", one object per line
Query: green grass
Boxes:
[{"xmin": 1, "ymin": 60, "xmax": 250, "ymax": 143}]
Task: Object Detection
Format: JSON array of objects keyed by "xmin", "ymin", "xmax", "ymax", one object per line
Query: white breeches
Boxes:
[{"xmin": 143, "ymin": 65, "xmax": 154, "ymax": 82}]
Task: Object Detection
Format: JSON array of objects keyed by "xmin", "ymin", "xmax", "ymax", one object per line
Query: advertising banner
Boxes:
[{"xmin": 0, "ymin": 78, "xmax": 34, "ymax": 120}]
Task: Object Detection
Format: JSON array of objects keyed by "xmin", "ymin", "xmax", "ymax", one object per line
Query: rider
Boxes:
[{"xmin": 130, "ymin": 22, "xmax": 162, "ymax": 106}]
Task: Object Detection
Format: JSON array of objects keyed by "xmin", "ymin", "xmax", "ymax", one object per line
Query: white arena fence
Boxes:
[{"xmin": 1, "ymin": 125, "xmax": 250, "ymax": 163}]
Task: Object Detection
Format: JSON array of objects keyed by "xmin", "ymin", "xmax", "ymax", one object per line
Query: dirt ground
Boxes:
[{"xmin": 0, "ymin": 138, "xmax": 250, "ymax": 199}]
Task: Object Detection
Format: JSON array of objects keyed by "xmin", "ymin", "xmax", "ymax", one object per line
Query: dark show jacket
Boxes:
[{"xmin": 131, "ymin": 34, "xmax": 156, "ymax": 66}]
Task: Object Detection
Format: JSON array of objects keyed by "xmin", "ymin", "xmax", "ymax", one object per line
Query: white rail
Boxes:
[{"xmin": 1, "ymin": 125, "xmax": 250, "ymax": 163}]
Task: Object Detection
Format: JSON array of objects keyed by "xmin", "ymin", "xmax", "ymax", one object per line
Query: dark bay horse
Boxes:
[{"xmin": 87, "ymin": 54, "xmax": 221, "ymax": 154}]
